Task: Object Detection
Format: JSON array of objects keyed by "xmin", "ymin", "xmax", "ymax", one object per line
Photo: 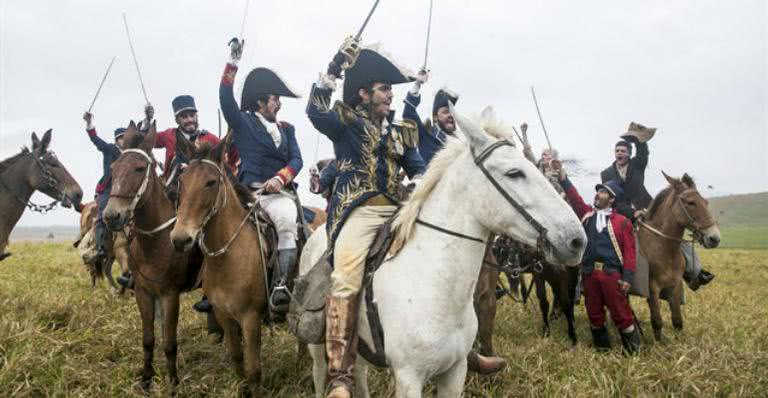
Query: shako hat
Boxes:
[{"xmin": 172, "ymin": 95, "xmax": 197, "ymax": 116}]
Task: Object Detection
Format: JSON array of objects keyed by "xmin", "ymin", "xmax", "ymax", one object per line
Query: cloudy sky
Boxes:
[{"xmin": 1, "ymin": 0, "xmax": 765, "ymax": 227}]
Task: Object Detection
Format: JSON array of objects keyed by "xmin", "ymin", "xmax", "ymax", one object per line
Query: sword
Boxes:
[
  {"xmin": 122, "ymin": 13, "xmax": 150, "ymax": 105},
  {"xmin": 355, "ymin": 0, "xmax": 381, "ymax": 40},
  {"xmin": 530, "ymin": 86, "xmax": 553, "ymax": 150},
  {"xmin": 422, "ymin": 0, "xmax": 434, "ymax": 69},
  {"xmin": 239, "ymin": 0, "xmax": 251, "ymax": 39},
  {"xmin": 87, "ymin": 56, "xmax": 117, "ymax": 113},
  {"xmin": 217, "ymin": 108, "xmax": 222, "ymax": 138}
]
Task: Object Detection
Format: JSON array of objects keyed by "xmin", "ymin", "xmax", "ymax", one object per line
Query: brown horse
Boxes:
[
  {"xmin": 170, "ymin": 135, "xmax": 267, "ymax": 397},
  {"xmin": 1, "ymin": 130, "xmax": 82, "ymax": 260},
  {"xmin": 638, "ymin": 172, "xmax": 720, "ymax": 341},
  {"xmin": 74, "ymin": 201, "xmax": 130, "ymax": 292},
  {"xmin": 103, "ymin": 122, "xmax": 203, "ymax": 391}
]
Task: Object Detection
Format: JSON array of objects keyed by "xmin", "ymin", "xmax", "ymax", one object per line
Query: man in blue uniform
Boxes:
[
  {"xmin": 82, "ymin": 112, "xmax": 125, "ymax": 264},
  {"xmin": 220, "ymin": 39, "xmax": 303, "ymax": 311},
  {"xmin": 402, "ymin": 70, "xmax": 459, "ymax": 166},
  {"xmin": 306, "ymin": 38, "xmax": 426, "ymax": 398}
]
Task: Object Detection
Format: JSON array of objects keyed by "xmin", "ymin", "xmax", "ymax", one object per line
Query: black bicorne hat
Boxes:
[
  {"xmin": 343, "ymin": 45, "xmax": 414, "ymax": 106},
  {"xmin": 432, "ymin": 88, "xmax": 459, "ymax": 115},
  {"xmin": 241, "ymin": 67, "xmax": 300, "ymax": 111}
]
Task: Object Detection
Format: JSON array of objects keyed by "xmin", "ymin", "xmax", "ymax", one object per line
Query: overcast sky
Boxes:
[{"xmin": 1, "ymin": 0, "xmax": 766, "ymax": 227}]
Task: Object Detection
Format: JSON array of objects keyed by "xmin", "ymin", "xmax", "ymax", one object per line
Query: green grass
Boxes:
[
  {"xmin": 719, "ymin": 225, "xmax": 768, "ymax": 249},
  {"xmin": 1, "ymin": 242, "xmax": 767, "ymax": 396},
  {"xmin": 708, "ymin": 192, "xmax": 768, "ymax": 228}
]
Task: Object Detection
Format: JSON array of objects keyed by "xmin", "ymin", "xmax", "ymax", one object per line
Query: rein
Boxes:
[
  {"xmin": 415, "ymin": 218, "xmax": 484, "ymax": 243},
  {"xmin": 111, "ymin": 148, "xmax": 177, "ymax": 235},
  {"xmin": 639, "ymin": 191, "xmax": 713, "ymax": 244}
]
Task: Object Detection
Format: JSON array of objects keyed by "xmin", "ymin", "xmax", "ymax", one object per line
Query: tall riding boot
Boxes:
[
  {"xmin": 620, "ymin": 326, "xmax": 641, "ymax": 355},
  {"xmin": 591, "ymin": 326, "xmax": 611, "ymax": 352},
  {"xmin": 325, "ymin": 295, "xmax": 360, "ymax": 398},
  {"xmin": 271, "ymin": 249, "xmax": 298, "ymax": 311}
]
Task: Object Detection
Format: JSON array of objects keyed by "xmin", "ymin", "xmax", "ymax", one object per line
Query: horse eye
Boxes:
[
  {"xmin": 205, "ymin": 180, "xmax": 217, "ymax": 188},
  {"xmin": 505, "ymin": 168, "xmax": 525, "ymax": 179},
  {"xmin": 135, "ymin": 166, "xmax": 146, "ymax": 173},
  {"xmin": 686, "ymin": 200, "xmax": 696, "ymax": 206}
]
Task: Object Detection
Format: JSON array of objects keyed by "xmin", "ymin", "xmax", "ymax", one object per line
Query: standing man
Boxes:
[
  {"xmin": 602, "ymin": 122, "xmax": 714, "ymax": 290},
  {"xmin": 306, "ymin": 39, "xmax": 427, "ymax": 397},
  {"xmin": 220, "ymin": 38, "xmax": 303, "ymax": 312},
  {"xmin": 82, "ymin": 112, "xmax": 125, "ymax": 264},
  {"xmin": 556, "ymin": 163, "xmax": 641, "ymax": 354},
  {"xmin": 402, "ymin": 69, "xmax": 458, "ymax": 166}
]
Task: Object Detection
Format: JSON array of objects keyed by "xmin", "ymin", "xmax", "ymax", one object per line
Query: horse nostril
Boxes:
[
  {"xmin": 570, "ymin": 237, "xmax": 585, "ymax": 251},
  {"xmin": 709, "ymin": 236, "xmax": 721, "ymax": 246}
]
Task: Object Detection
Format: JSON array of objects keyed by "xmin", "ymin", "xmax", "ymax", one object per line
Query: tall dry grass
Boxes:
[{"xmin": 1, "ymin": 242, "xmax": 766, "ymax": 397}]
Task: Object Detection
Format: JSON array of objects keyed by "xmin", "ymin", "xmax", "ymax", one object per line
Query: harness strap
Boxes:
[
  {"xmin": 415, "ymin": 218, "xmax": 485, "ymax": 243},
  {"xmin": 135, "ymin": 216, "xmax": 177, "ymax": 236}
]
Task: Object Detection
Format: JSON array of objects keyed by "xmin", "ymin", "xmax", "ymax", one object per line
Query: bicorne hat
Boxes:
[
  {"xmin": 432, "ymin": 88, "xmax": 459, "ymax": 115},
  {"xmin": 241, "ymin": 67, "xmax": 300, "ymax": 112},
  {"xmin": 343, "ymin": 44, "xmax": 414, "ymax": 106}
]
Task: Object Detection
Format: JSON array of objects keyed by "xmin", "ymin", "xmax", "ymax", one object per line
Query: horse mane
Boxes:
[
  {"xmin": 190, "ymin": 142, "xmax": 252, "ymax": 209},
  {"xmin": 0, "ymin": 147, "xmax": 31, "ymax": 175},
  {"xmin": 646, "ymin": 186, "xmax": 673, "ymax": 219},
  {"xmin": 391, "ymin": 113, "xmax": 514, "ymax": 250}
]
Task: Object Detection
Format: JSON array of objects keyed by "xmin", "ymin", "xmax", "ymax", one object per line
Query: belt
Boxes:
[
  {"xmin": 593, "ymin": 261, "xmax": 605, "ymax": 271},
  {"xmin": 363, "ymin": 194, "xmax": 396, "ymax": 207}
]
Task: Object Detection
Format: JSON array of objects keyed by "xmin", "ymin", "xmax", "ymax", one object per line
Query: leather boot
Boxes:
[
  {"xmin": 271, "ymin": 249, "xmax": 298, "ymax": 312},
  {"xmin": 116, "ymin": 271, "xmax": 134, "ymax": 289},
  {"xmin": 325, "ymin": 295, "xmax": 359, "ymax": 398},
  {"xmin": 591, "ymin": 326, "xmax": 611, "ymax": 352},
  {"xmin": 620, "ymin": 326, "xmax": 641, "ymax": 355},
  {"xmin": 94, "ymin": 220, "xmax": 108, "ymax": 262},
  {"xmin": 697, "ymin": 269, "xmax": 715, "ymax": 287},
  {"xmin": 193, "ymin": 295, "xmax": 212, "ymax": 313},
  {"xmin": 467, "ymin": 350, "xmax": 506, "ymax": 375}
]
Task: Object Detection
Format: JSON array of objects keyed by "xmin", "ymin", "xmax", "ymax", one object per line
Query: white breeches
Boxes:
[{"xmin": 258, "ymin": 193, "xmax": 298, "ymax": 250}]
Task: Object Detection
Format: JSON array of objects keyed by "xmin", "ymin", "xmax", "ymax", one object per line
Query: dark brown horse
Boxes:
[
  {"xmin": 638, "ymin": 172, "xmax": 720, "ymax": 341},
  {"xmin": 102, "ymin": 122, "xmax": 203, "ymax": 391},
  {"xmin": 170, "ymin": 135, "xmax": 268, "ymax": 396},
  {"xmin": 1, "ymin": 130, "xmax": 82, "ymax": 260}
]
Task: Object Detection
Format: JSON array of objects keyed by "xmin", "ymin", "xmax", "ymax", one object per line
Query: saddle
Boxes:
[{"xmin": 288, "ymin": 220, "xmax": 395, "ymax": 368}]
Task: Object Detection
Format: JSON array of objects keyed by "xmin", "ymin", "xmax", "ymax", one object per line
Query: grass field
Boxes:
[{"xmin": 1, "ymin": 242, "xmax": 767, "ymax": 397}]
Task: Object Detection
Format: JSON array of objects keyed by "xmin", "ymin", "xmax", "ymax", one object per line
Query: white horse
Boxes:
[{"xmin": 301, "ymin": 106, "xmax": 586, "ymax": 397}]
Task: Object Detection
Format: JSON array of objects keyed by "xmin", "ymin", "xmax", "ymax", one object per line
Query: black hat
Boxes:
[
  {"xmin": 343, "ymin": 44, "xmax": 414, "ymax": 106},
  {"xmin": 432, "ymin": 88, "xmax": 459, "ymax": 115},
  {"xmin": 172, "ymin": 95, "xmax": 197, "ymax": 116},
  {"xmin": 241, "ymin": 67, "xmax": 300, "ymax": 111}
]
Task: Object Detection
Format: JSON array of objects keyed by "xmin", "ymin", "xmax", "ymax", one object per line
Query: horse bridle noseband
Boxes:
[
  {"xmin": 416, "ymin": 139, "xmax": 550, "ymax": 252},
  {"xmin": 0, "ymin": 150, "xmax": 65, "ymax": 214},
  {"xmin": 109, "ymin": 148, "xmax": 176, "ymax": 235}
]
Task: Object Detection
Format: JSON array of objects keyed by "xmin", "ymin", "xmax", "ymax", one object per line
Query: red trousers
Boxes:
[{"xmin": 583, "ymin": 270, "xmax": 634, "ymax": 330}]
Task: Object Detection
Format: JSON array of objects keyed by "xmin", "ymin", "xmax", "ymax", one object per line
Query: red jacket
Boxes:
[
  {"xmin": 561, "ymin": 178, "xmax": 636, "ymax": 277},
  {"xmin": 154, "ymin": 128, "xmax": 221, "ymax": 175}
]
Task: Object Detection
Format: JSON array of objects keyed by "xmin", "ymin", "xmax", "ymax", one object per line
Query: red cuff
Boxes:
[
  {"xmin": 221, "ymin": 63, "xmax": 238, "ymax": 86},
  {"xmin": 275, "ymin": 166, "xmax": 297, "ymax": 185},
  {"xmin": 87, "ymin": 128, "xmax": 97, "ymax": 137}
]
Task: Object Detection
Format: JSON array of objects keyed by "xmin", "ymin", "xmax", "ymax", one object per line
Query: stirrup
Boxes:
[{"xmin": 269, "ymin": 285, "xmax": 291, "ymax": 311}]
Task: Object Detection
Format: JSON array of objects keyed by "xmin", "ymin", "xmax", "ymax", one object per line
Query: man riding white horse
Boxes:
[{"xmin": 306, "ymin": 37, "xmax": 430, "ymax": 397}]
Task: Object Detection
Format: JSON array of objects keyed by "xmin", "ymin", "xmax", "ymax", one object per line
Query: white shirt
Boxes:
[
  {"xmin": 596, "ymin": 208, "xmax": 613, "ymax": 233},
  {"xmin": 255, "ymin": 112, "xmax": 281, "ymax": 147}
]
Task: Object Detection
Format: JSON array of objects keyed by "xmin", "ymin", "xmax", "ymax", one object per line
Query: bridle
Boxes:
[
  {"xmin": 109, "ymin": 148, "xmax": 176, "ymax": 235},
  {"xmin": 183, "ymin": 159, "xmax": 258, "ymax": 257},
  {"xmin": 416, "ymin": 139, "xmax": 550, "ymax": 252},
  {"xmin": 639, "ymin": 189, "xmax": 714, "ymax": 244},
  {"xmin": 0, "ymin": 150, "xmax": 64, "ymax": 214}
]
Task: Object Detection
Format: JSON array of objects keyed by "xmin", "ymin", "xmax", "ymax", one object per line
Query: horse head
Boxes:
[
  {"xmin": 661, "ymin": 171, "xmax": 720, "ymax": 248},
  {"xmin": 28, "ymin": 129, "xmax": 83, "ymax": 207},
  {"xmin": 451, "ymin": 106, "xmax": 586, "ymax": 266},
  {"xmin": 103, "ymin": 121, "xmax": 159, "ymax": 231},
  {"xmin": 169, "ymin": 130, "xmax": 231, "ymax": 252}
]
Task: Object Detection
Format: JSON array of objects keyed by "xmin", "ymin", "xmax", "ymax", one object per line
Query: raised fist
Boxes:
[{"xmin": 228, "ymin": 37, "xmax": 244, "ymax": 64}]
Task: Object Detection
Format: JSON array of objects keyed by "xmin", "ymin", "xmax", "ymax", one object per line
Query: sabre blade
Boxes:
[
  {"xmin": 239, "ymin": 0, "xmax": 250, "ymax": 39},
  {"xmin": 123, "ymin": 13, "xmax": 150, "ymax": 104},
  {"xmin": 355, "ymin": 0, "xmax": 381, "ymax": 40},
  {"xmin": 530, "ymin": 86, "xmax": 553, "ymax": 150},
  {"xmin": 87, "ymin": 56, "xmax": 117, "ymax": 113},
  {"xmin": 423, "ymin": 0, "xmax": 434, "ymax": 69}
]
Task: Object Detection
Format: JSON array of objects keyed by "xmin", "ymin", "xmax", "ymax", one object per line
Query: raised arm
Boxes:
[
  {"xmin": 633, "ymin": 140, "xmax": 649, "ymax": 171},
  {"xmin": 219, "ymin": 39, "xmax": 249, "ymax": 134},
  {"xmin": 560, "ymin": 177, "xmax": 592, "ymax": 220},
  {"xmin": 83, "ymin": 112, "xmax": 111, "ymax": 153},
  {"xmin": 398, "ymin": 121, "xmax": 426, "ymax": 179}
]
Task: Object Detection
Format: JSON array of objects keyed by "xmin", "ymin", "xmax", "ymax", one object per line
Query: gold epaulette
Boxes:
[
  {"xmin": 332, "ymin": 101, "xmax": 359, "ymax": 125},
  {"xmin": 393, "ymin": 119, "xmax": 419, "ymax": 149}
]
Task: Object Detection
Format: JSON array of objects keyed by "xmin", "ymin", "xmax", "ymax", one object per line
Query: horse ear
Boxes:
[
  {"xmin": 681, "ymin": 173, "xmax": 696, "ymax": 189},
  {"xmin": 175, "ymin": 129, "xmax": 193, "ymax": 162},
  {"xmin": 211, "ymin": 130, "xmax": 232, "ymax": 164},
  {"xmin": 139, "ymin": 121, "xmax": 157, "ymax": 153},
  {"xmin": 31, "ymin": 131, "xmax": 40, "ymax": 150},
  {"xmin": 39, "ymin": 129, "xmax": 52, "ymax": 153},
  {"xmin": 661, "ymin": 170, "xmax": 682, "ymax": 190},
  {"xmin": 450, "ymin": 102, "xmax": 488, "ymax": 153}
]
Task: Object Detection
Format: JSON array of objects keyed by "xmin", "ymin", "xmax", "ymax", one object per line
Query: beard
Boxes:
[{"xmin": 181, "ymin": 121, "xmax": 198, "ymax": 134}]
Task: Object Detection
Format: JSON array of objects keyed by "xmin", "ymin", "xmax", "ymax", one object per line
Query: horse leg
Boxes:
[
  {"xmin": 393, "ymin": 367, "xmax": 425, "ymax": 398},
  {"xmin": 160, "ymin": 293, "xmax": 181, "ymax": 389},
  {"xmin": 669, "ymin": 281, "xmax": 684, "ymax": 332},
  {"xmin": 556, "ymin": 279, "xmax": 577, "ymax": 345},
  {"xmin": 435, "ymin": 359, "xmax": 468, "ymax": 398},
  {"xmin": 535, "ymin": 276, "xmax": 550, "ymax": 337},
  {"xmin": 135, "ymin": 290, "xmax": 156, "ymax": 391},
  {"xmin": 218, "ymin": 314, "xmax": 244, "ymax": 377},
  {"xmin": 308, "ymin": 343, "xmax": 327, "ymax": 398},
  {"xmin": 647, "ymin": 282, "xmax": 664, "ymax": 342},
  {"xmin": 473, "ymin": 268, "xmax": 499, "ymax": 356},
  {"xmin": 241, "ymin": 312, "xmax": 263, "ymax": 397}
]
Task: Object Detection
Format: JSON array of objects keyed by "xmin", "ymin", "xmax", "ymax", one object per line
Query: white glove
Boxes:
[{"xmin": 228, "ymin": 38, "xmax": 244, "ymax": 65}]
